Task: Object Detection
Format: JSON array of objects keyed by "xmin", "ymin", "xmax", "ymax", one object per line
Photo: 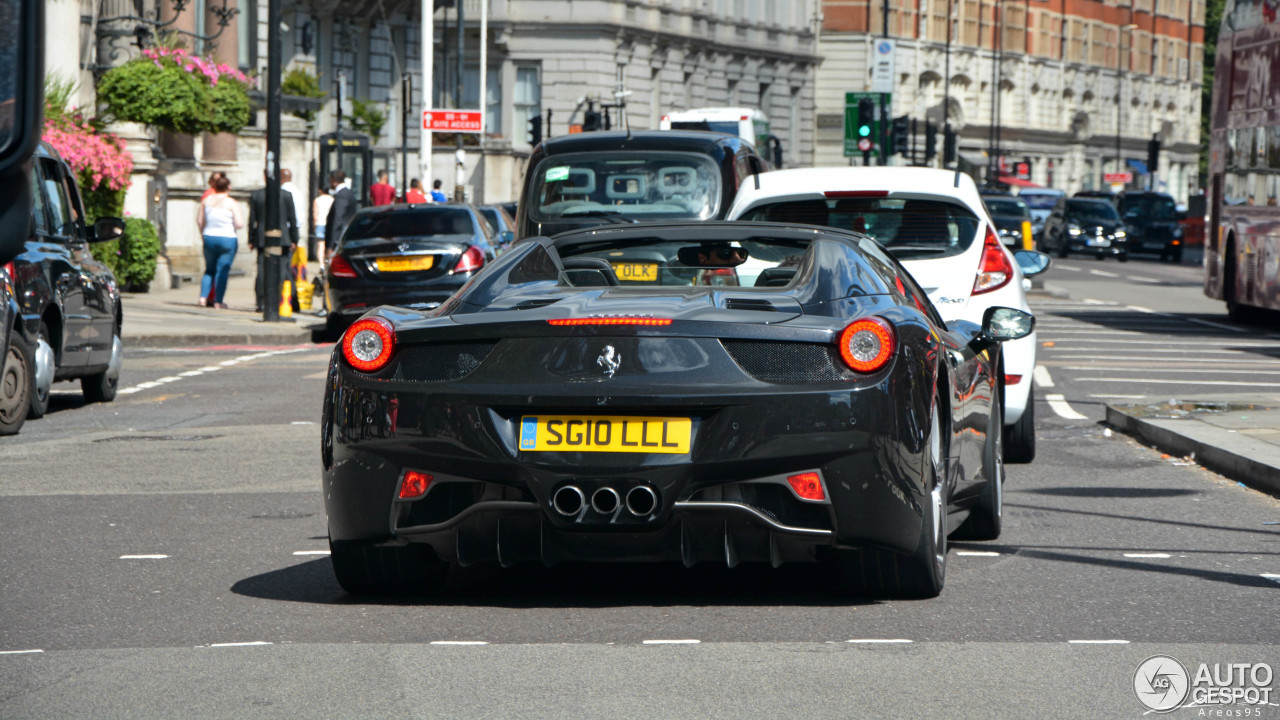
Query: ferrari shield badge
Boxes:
[{"xmin": 597, "ymin": 345, "xmax": 621, "ymax": 377}]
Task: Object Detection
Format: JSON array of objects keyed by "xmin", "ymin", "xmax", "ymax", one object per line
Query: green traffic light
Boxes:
[{"xmin": 859, "ymin": 126, "xmax": 871, "ymax": 137}]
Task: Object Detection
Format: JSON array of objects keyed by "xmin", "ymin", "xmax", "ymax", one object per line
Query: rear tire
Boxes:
[
  {"xmin": 1003, "ymin": 386, "xmax": 1036, "ymax": 464},
  {"xmin": 836, "ymin": 400, "xmax": 947, "ymax": 599},
  {"xmin": 329, "ymin": 536, "xmax": 447, "ymax": 596},
  {"xmin": 955, "ymin": 390, "xmax": 1003, "ymax": 541},
  {"xmin": 0, "ymin": 331, "xmax": 32, "ymax": 435},
  {"xmin": 81, "ymin": 323, "xmax": 121, "ymax": 403}
]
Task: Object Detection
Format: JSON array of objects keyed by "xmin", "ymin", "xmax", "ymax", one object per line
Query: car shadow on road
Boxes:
[{"xmin": 231, "ymin": 558, "xmax": 876, "ymax": 608}]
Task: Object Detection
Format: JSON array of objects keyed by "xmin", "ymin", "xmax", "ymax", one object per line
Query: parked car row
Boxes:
[{"xmin": 1, "ymin": 143, "xmax": 125, "ymax": 436}]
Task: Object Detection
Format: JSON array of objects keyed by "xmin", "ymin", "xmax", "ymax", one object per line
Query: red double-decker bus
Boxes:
[{"xmin": 1205, "ymin": 0, "xmax": 1280, "ymax": 320}]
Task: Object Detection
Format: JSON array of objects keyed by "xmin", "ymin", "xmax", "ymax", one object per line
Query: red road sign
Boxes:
[
  {"xmin": 422, "ymin": 110, "xmax": 484, "ymax": 133},
  {"xmin": 1104, "ymin": 172, "xmax": 1133, "ymax": 184},
  {"xmin": 857, "ymin": 138, "xmax": 872, "ymax": 152}
]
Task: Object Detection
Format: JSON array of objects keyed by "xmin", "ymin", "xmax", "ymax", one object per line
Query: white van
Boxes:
[{"xmin": 660, "ymin": 107, "xmax": 782, "ymax": 167}]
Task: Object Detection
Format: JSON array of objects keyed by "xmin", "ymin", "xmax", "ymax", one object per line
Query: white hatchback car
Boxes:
[{"xmin": 727, "ymin": 167, "xmax": 1049, "ymax": 462}]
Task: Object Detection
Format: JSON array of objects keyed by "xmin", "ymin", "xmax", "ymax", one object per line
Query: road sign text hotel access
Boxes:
[{"xmin": 423, "ymin": 110, "xmax": 483, "ymax": 133}]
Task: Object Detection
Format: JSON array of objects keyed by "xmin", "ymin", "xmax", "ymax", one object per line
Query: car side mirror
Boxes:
[
  {"xmin": 90, "ymin": 217, "xmax": 126, "ymax": 243},
  {"xmin": 1013, "ymin": 249, "xmax": 1051, "ymax": 278},
  {"xmin": 981, "ymin": 307, "xmax": 1035, "ymax": 342}
]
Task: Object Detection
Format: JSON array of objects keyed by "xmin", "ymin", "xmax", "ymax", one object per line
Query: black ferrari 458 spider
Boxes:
[{"xmin": 321, "ymin": 222, "xmax": 1034, "ymax": 598}]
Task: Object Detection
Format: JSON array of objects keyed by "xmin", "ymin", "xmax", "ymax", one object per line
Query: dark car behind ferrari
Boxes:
[
  {"xmin": 1117, "ymin": 191, "xmax": 1184, "ymax": 262},
  {"xmin": 982, "ymin": 194, "xmax": 1033, "ymax": 250},
  {"xmin": 321, "ymin": 222, "xmax": 1032, "ymax": 599},
  {"xmin": 514, "ymin": 130, "xmax": 768, "ymax": 240},
  {"xmin": 323, "ymin": 203, "xmax": 495, "ymax": 334}
]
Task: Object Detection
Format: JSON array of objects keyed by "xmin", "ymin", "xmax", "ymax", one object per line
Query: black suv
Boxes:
[
  {"xmin": 1115, "ymin": 191, "xmax": 1184, "ymax": 262},
  {"xmin": 2, "ymin": 143, "xmax": 125, "ymax": 431},
  {"xmin": 1040, "ymin": 197, "xmax": 1129, "ymax": 260}
]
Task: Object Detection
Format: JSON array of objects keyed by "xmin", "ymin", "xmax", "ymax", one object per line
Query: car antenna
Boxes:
[{"xmin": 954, "ymin": 166, "xmax": 962, "ymax": 188}]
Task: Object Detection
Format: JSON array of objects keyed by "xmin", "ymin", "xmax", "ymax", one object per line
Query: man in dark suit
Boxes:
[
  {"xmin": 249, "ymin": 172, "xmax": 300, "ymax": 312},
  {"xmin": 325, "ymin": 170, "xmax": 357, "ymax": 248}
]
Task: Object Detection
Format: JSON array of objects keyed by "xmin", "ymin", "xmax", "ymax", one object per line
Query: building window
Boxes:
[
  {"xmin": 514, "ymin": 66, "xmax": 541, "ymax": 148},
  {"xmin": 728, "ymin": 78, "xmax": 739, "ymax": 106},
  {"xmin": 789, "ymin": 86, "xmax": 800, "ymax": 164},
  {"xmin": 237, "ymin": 0, "xmax": 256, "ymax": 71}
]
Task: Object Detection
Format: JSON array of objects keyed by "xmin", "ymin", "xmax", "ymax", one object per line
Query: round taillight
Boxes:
[
  {"xmin": 838, "ymin": 317, "xmax": 896, "ymax": 373},
  {"xmin": 342, "ymin": 317, "xmax": 395, "ymax": 372}
]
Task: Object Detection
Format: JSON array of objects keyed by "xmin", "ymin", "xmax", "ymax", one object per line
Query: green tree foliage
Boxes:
[
  {"xmin": 97, "ymin": 46, "xmax": 254, "ymax": 136},
  {"xmin": 350, "ymin": 99, "xmax": 386, "ymax": 142},
  {"xmin": 91, "ymin": 218, "xmax": 162, "ymax": 291},
  {"xmin": 1201, "ymin": 0, "xmax": 1225, "ymax": 183},
  {"xmin": 281, "ymin": 68, "xmax": 327, "ymax": 121}
]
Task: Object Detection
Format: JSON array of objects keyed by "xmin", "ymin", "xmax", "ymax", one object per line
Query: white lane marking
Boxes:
[
  {"xmin": 120, "ymin": 348, "xmax": 307, "ymax": 397},
  {"xmin": 1045, "ymin": 393, "xmax": 1089, "ymax": 420},
  {"xmin": 430, "ymin": 641, "xmax": 490, "ymax": 646},
  {"xmin": 1048, "ymin": 355, "xmax": 1275, "ymax": 364},
  {"xmin": 1058, "ymin": 265, "xmax": 1083, "ymax": 272},
  {"xmin": 1079, "ymin": 378, "xmax": 1280, "ymax": 387},
  {"xmin": 0, "ymin": 649, "xmax": 44, "ymax": 655},
  {"xmin": 209, "ymin": 641, "xmax": 272, "ymax": 648},
  {"xmin": 1125, "ymin": 305, "xmax": 1249, "ymax": 334},
  {"xmin": 1089, "ymin": 269, "xmax": 1120, "ymax": 278},
  {"xmin": 291, "ymin": 421, "xmax": 315, "ymax": 425},
  {"xmin": 1063, "ymin": 366, "xmax": 1280, "ymax": 375},
  {"xmin": 1128, "ymin": 305, "xmax": 1157, "ymax": 314},
  {"xmin": 642, "ymin": 639, "xmax": 701, "ymax": 645},
  {"xmin": 1068, "ymin": 639, "xmax": 1130, "ymax": 644},
  {"xmin": 1043, "ymin": 347, "xmax": 1256, "ymax": 354},
  {"xmin": 1262, "ymin": 574, "xmax": 1280, "ymax": 585},
  {"xmin": 1124, "ymin": 553, "xmax": 1172, "ymax": 558},
  {"xmin": 956, "ymin": 551, "xmax": 1001, "ymax": 557},
  {"xmin": 847, "ymin": 639, "xmax": 914, "ymax": 644},
  {"xmin": 1128, "ymin": 275, "xmax": 1158, "ymax": 283},
  {"xmin": 1033, "ymin": 365, "xmax": 1055, "ymax": 388},
  {"xmin": 292, "ymin": 550, "xmax": 330, "ymax": 556},
  {"xmin": 1187, "ymin": 316, "xmax": 1249, "ymax": 333},
  {"xmin": 1082, "ymin": 298, "xmax": 1111, "ymax": 305},
  {"xmin": 1090, "ymin": 394, "xmax": 1148, "ymax": 399},
  {"xmin": 119, "ymin": 554, "xmax": 169, "ymax": 560}
]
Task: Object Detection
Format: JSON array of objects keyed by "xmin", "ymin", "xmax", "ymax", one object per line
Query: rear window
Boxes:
[
  {"xmin": 985, "ymin": 198, "xmax": 1029, "ymax": 217},
  {"xmin": 1119, "ymin": 194, "xmax": 1176, "ymax": 221},
  {"xmin": 529, "ymin": 151, "xmax": 722, "ymax": 223},
  {"xmin": 1018, "ymin": 193, "xmax": 1062, "ymax": 210},
  {"xmin": 670, "ymin": 121, "xmax": 740, "ymax": 136},
  {"xmin": 344, "ymin": 208, "xmax": 475, "ymax": 240},
  {"xmin": 555, "ymin": 234, "xmax": 812, "ymax": 289},
  {"xmin": 740, "ymin": 197, "xmax": 980, "ymax": 259}
]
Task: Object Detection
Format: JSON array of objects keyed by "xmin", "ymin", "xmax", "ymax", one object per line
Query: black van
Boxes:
[
  {"xmin": 514, "ymin": 130, "xmax": 768, "ymax": 240},
  {"xmin": 1115, "ymin": 191, "xmax": 1185, "ymax": 262}
]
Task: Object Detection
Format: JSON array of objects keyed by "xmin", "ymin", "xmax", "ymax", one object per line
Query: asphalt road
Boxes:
[{"xmin": 1, "ymin": 263, "xmax": 1278, "ymax": 718}]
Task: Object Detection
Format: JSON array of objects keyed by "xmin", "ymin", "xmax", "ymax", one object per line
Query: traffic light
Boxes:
[
  {"xmin": 1147, "ymin": 134, "xmax": 1161, "ymax": 173},
  {"xmin": 943, "ymin": 125, "xmax": 957, "ymax": 165},
  {"xmin": 856, "ymin": 98, "xmax": 875, "ymax": 140},
  {"xmin": 583, "ymin": 108, "xmax": 603, "ymax": 132},
  {"xmin": 890, "ymin": 115, "xmax": 910, "ymax": 157},
  {"xmin": 924, "ymin": 120, "xmax": 937, "ymax": 163},
  {"xmin": 527, "ymin": 114, "xmax": 542, "ymax": 146}
]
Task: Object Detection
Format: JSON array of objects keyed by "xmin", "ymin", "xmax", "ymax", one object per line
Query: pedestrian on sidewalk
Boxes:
[
  {"xmin": 249, "ymin": 172, "xmax": 299, "ymax": 312},
  {"xmin": 370, "ymin": 169, "xmax": 395, "ymax": 206},
  {"xmin": 325, "ymin": 170, "xmax": 357, "ymax": 245},
  {"xmin": 196, "ymin": 174, "xmax": 243, "ymax": 309},
  {"xmin": 312, "ymin": 186, "xmax": 333, "ymax": 264},
  {"xmin": 280, "ymin": 168, "xmax": 308, "ymax": 263},
  {"xmin": 406, "ymin": 178, "xmax": 428, "ymax": 204},
  {"xmin": 431, "ymin": 179, "xmax": 448, "ymax": 203},
  {"xmin": 201, "ymin": 171, "xmax": 226, "ymax": 202}
]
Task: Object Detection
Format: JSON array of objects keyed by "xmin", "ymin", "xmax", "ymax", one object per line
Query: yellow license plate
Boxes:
[
  {"xmin": 375, "ymin": 255, "xmax": 435, "ymax": 272},
  {"xmin": 518, "ymin": 415, "xmax": 691, "ymax": 454},
  {"xmin": 612, "ymin": 262, "xmax": 659, "ymax": 282}
]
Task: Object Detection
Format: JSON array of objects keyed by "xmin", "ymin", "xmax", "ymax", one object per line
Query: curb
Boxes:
[
  {"xmin": 1106, "ymin": 404, "xmax": 1280, "ymax": 498},
  {"xmin": 124, "ymin": 331, "xmax": 321, "ymax": 349}
]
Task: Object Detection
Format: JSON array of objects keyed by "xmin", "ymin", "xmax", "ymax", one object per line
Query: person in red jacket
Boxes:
[
  {"xmin": 405, "ymin": 178, "xmax": 428, "ymax": 204},
  {"xmin": 370, "ymin": 170, "xmax": 395, "ymax": 206}
]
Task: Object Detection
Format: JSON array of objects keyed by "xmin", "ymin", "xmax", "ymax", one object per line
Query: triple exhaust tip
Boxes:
[{"xmin": 552, "ymin": 485, "xmax": 659, "ymax": 517}]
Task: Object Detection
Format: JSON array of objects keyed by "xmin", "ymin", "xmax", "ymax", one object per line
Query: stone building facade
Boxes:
[
  {"xmin": 816, "ymin": 0, "xmax": 1205, "ymax": 201},
  {"xmin": 55, "ymin": 0, "xmax": 820, "ymax": 279}
]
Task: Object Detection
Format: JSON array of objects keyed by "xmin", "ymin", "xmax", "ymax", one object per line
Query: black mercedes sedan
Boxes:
[
  {"xmin": 320, "ymin": 222, "xmax": 1033, "ymax": 599},
  {"xmin": 1039, "ymin": 197, "xmax": 1129, "ymax": 260},
  {"xmin": 323, "ymin": 203, "xmax": 496, "ymax": 335}
]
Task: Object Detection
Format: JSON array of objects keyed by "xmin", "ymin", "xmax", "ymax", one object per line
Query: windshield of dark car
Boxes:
[
  {"xmin": 1066, "ymin": 200, "xmax": 1122, "ymax": 223},
  {"xmin": 344, "ymin": 208, "xmax": 476, "ymax": 239},
  {"xmin": 670, "ymin": 121, "xmax": 740, "ymax": 136},
  {"xmin": 985, "ymin": 198, "xmax": 1029, "ymax": 217},
  {"xmin": 554, "ymin": 234, "xmax": 811, "ymax": 288},
  {"xmin": 740, "ymin": 198, "xmax": 979, "ymax": 259},
  {"xmin": 529, "ymin": 152, "xmax": 721, "ymax": 222},
  {"xmin": 1120, "ymin": 194, "xmax": 1176, "ymax": 220},
  {"xmin": 1019, "ymin": 193, "xmax": 1061, "ymax": 210}
]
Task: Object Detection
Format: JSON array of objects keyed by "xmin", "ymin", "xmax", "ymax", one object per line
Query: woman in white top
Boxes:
[
  {"xmin": 312, "ymin": 187, "xmax": 334, "ymax": 264},
  {"xmin": 195, "ymin": 174, "xmax": 244, "ymax": 308}
]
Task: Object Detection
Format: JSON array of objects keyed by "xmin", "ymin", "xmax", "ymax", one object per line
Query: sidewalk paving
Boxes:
[{"xmin": 121, "ymin": 262, "xmax": 326, "ymax": 348}]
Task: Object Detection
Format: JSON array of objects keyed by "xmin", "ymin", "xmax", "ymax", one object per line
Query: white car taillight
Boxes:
[{"xmin": 973, "ymin": 225, "xmax": 1015, "ymax": 295}]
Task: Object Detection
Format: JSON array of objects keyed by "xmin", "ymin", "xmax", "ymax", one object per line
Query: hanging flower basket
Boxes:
[{"xmin": 97, "ymin": 47, "xmax": 255, "ymax": 136}]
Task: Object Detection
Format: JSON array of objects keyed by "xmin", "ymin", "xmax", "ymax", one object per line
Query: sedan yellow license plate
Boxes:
[
  {"xmin": 375, "ymin": 255, "xmax": 435, "ymax": 272},
  {"xmin": 519, "ymin": 415, "xmax": 691, "ymax": 453},
  {"xmin": 612, "ymin": 262, "xmax": 659, "ymax": 282}
]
